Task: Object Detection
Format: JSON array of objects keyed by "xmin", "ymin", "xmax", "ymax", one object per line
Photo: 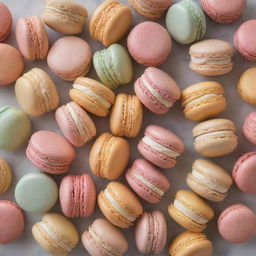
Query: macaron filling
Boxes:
[
  {"xmin": 185, "ymin": 93, "xmax": 222, "ymax": 108},
  {"xmin": 131, "ymin": 169, "xmax": 165, "ymax": 196},
  {"xmin": 73, "ymin": 83, "xmax": 111, "ymax": 109},
  {"xmin": 191, "ymin": 169, "xmax": 229, "ymax": 194},
  {"xmin": 104, "ymin": 188, "xmax": 136, "ymax": 223},
  {"xmin": 195, "ymin": 130, "xmax": 234, "ymax": 141},
  {"xmin": 142, "ymin": 136, "xmax": 180, "ymax": 158},
  {"xmin": 37, "ymin": 221, "xmax": 72, "ymax": 252},
  {"xmin": 140, "ymin": 75, "xmax": 173, "ymax": 108},
  {"xmin": 191, "ymin": 56, "xmax": 232, "ymax": 65},
  {"xmin": 173, "ymin": 199, "xmax": 208, "ymax": 224}
]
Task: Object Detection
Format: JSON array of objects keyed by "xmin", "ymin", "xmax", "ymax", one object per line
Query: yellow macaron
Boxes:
[{"xmin": 0, "ymin": 157, "xmax": 12, "ymax": 194}]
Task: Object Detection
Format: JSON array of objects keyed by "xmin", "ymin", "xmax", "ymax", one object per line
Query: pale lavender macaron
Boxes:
[
  {"xmin": 127, "ymin": 21, "xmax": 172, "ymax": 66},
  {"xmin": 243, "ymin": 112, "xmax": 256, "ymax": 145},
  {"xmin": 126, "ymin": 159, "xmax": 170, "ymax": 203},
  {"xmin": 135, "ymin": 210, "xmax": 167, "ymax": 254},
  {"xmin": 134, "ymin": 67, "xmax": 181, "ymax": 114},
  {"xmin": 218, "ymin": 204, "xmax": 256, "ymax": 243},
  {"xmin": 138, "ymin": 125, "xmax": 184, "ymax": 168},
  {"xmin": 232, "ymin": 152, "xmax": 256, "ymax": 194}
]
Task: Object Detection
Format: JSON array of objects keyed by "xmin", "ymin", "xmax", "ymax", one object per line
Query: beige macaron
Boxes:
[
  {"xmin": 187, "ymin": 159, "xmax": 233, "ymax": 202},
  {"xmin": 193, "ymin": 118, "xmax": 238, "ymax": 157},
  {"xmin": 237, "ymin": 67, "xmax": 256, "ymax": 105},
  {"xmin": 168, "ymin": 190, "xmax": 214, "ymax": 232},
  {"xmin": 0, "ymin": 158, "xmax": 12, "ymax": 194},
  {"xmin": 181, "ymin": 81, "xmax": 226, "ymax": 121}
]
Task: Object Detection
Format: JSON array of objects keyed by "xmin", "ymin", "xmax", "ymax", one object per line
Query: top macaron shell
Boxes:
[
  {"xmin": 134, "ymin": 67, "xmax": 181, "ymax": 114},
  {"xmin": 0, "ymin": 2, "xmax": 12, "ymax": 42},
  {"xmin": 243, "ymin": 112, "xmax": 256, "ymax": 144},
  {"xmin": 127, "ymin": 21, "xmax": 172, "ymax": 66}
]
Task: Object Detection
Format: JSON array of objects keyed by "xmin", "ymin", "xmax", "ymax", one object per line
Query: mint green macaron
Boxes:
[
  {"xmin": 15, "ymin": 172, "xmax": 58, "ymax": 213},
  {"xmin": 0, "ymin": 106, "xmax": 31, "ymax": 151},
  {"xmin": 93, "ymin": 44, "xmax": 133, "ymax": 89},
  {"xmin": 166, "ymin": 0, "xmax": 206, "ymax": 45}
]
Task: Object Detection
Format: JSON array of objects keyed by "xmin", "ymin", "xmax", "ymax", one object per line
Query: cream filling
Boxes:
[
  {"xmin": 195, "ymin": 130, "xmax": 234, "ymax": 141},
  {"xmin": 185, "ymin": 93, "xmax": 221, "ymax": 108},
  {"xmin": 142, "ymin": 136, "xmax": 180, "ymax": 159},
  {"xmin": 46, "ymin": 5, "xmax": 85, "ymax": 20},
  {"xmin": 88, "ymin": 226, "xmax": 120, "ymax": 256},
  {"xmin": 174, "ymin": 199, "xmax": 208, "ymax": 225},
  {"xmin": 141, "ymin": 76, "xmax": 173, "ymax": 108},
  {"xmin": 38, "ymin": 221, "xmax": 71, "ymax": 252},
  {"xmin": 73, "ymin": 84, "xmax": 111, "ymax": 109},
  {"xmin": 192, "ymin": 169, "xmax": 229, "ymax": 194},
  {"xmin": 104, "ymin": 189, "xmax": 136, "ymax": 223},
  {"xmin": 66, "ymin": 103, "xmax": 88, "ymax": 142},
  {"xmin": 132, "ymin": 170, "xmax": 165, "ymax": 196},
  {"xmin": 191, "ymin": 56, "xmax": 231, "ymax": 65}
]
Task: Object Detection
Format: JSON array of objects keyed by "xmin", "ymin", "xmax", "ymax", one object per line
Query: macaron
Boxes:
[
  {"xmin": 59, "ymin": 174, "xmax": 96, "ymax": 218},
  {"xmin": 169, "ymin": 231, "xmax": 212, "ymax": 256},
  {"xmin": 82, "ymin": 218, "xmax": 128, "ymax": 256},
  {"xmin": 110, "ymin": 94, "xmax": 143, "ymax": 138},
  {"xmin": 0, "ymin": 2, "xmax": 12, "ymax": 42},
  {"xmin": 189, "ymin": 39, "xmax": 234, "ymax": 76},
  {"xmin": 232, "ymin": 152, "xmax": 256, "ymax": 194},
  {"xmin": 237, "ymin": 67, "xmax": 256, "ymax": 105},
  {"xmin": 0, "ymin": 106, "xmax": 31, "ymax": 151},
  {"xmin": 47, "ymin": 36, "xmax": 92, "ymax": 81},
  {"xmin": 218, "ymin": 204, "xmax": 256, "ymax": 243},
  {"xmin": 98, "ymin": 181, "xmax": 143, "ymax": 228},
  {"xmin": 0, "ymin": 44, "xmax": 24, "ymax": 86},
  {"xmin": 16, "ymin": 16, "xmax": 49, "ymax": 60},
  {"xmin": 55, "ymin": 102, "xmax": 96, "ymax": 147},
  {"xmin": 193, "ymin": 118, "xmax": 238, "ymax": 157},
  {"xmin": 166, "ymin": 0, "xmax": 206, "ymax": 44},
  {"xmin": 32, "ymin": 213, "xmax": 79, "ymax": 255},
  {"xmin": 186, "ymin": 159, "xmax": 233, "ymax": 202},
  {"xmin": 0, "ymin": 200, "xmax": 24, "ymax": 244},
  {"xmin": 243, "ymin": 112, "xmax": 256, "ymax": 144},
  {"xmin": 43, "ymin": 0, "xmax": 88, "ymax": 34},
  {"xmin": 128, "ymin": 0, "xmax": 173, "ymax": 19},
  {"xmin": 93, "ymin": 44, "xmax": 133, "ymax": 89},
  {"xmin": 15, "ymin": 68, "xmax": 59, "ymax": 116},
  {"xmin": 0, "ymin": 158, "xmax": 12, "ymax": 194},
  {"xmin": 89, "ymin": 0, "xmax": 132, "ymax": 46},
  {"xmin": 15, "ymin": 172, "xmax": 58, "ymax": 213},
  {"xmin": 127, "ymin": 21, "xmax": 172, "ymax": 66},
  {"xmin": 168, "ymin": 190, "xmax": 214, "ymax": 232},
  {"xmin": 138, "ymin": 125, "xmax": 184, "ymax": 168},
  {"xmin": 181, "ymin": 81, "xmax": 226, "ymax": 121},
  {"xmin": 89, "ymin": 133, "xmax": 130, "ymax": 180},
  {"xmin": 134, "ymin": 67, "xmax": 181, "ymax": 114},
  {"xmin": 201, "ymin": 0, "xmax": 246, "ymax": 24},
  {"xmin": 26, "ymin": 130, "xmax": 75, "ymax": 174},
  {"xmin": 70, "ymin": 77, "xmax": 115, "ymax": 117},
  {"xmin": 234, "ymin": 20, "xmax": 256, "ymax": 61},
  {"xmin": 126, "ymin": 159, "xmax": 170, "ymax": 203}
]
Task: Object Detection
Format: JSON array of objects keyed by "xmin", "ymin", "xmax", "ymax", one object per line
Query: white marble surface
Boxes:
[{"xmin": 0, "ymin": 0, "xmax": 255, "ymax": 255}]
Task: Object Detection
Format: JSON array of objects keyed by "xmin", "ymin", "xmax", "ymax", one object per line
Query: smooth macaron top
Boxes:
[
  {"xmin": 243, "ymin": 112, "xmax": 256, "ymax": 144},
  {"xmin": 218, "ymin": 204, "xmax": 256, "ymax": 243},
  {"xmin": 0, "ymin": 2, "xmax": 12, "ymax": 42},
  {"xmin": 127, "ymin": 21, "xmax": 172, "ymax": 66},
  {"xmin": 232, "ymin": 152, "xmax": 256, "ymax": 194}
]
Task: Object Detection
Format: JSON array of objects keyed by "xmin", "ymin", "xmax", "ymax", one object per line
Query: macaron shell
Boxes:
[
  {"xmin": 243, "ymin": 112, "xmax": 256, "ymax": 144},
  {"xmin": 0, "ymin": 2, "xmax": 12, "ymax": 42},
  {"xmin": 0, "ymin": 158, "xmax": 12, "ymax": 194}
]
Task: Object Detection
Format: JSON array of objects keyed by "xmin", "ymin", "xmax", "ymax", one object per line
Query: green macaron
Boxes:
[
  {"xmin": 0, "ymin": 106, "xmax": 31, "ymax": 151},
  {"xmin": 166, "ymin": 0, "xmax": 206, "ymax": 45},
  {"xmin": 93, "ymin": 44, "xmax": 133, "ymax": 89}
]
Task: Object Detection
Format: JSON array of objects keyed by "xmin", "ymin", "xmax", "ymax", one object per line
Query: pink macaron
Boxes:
[
  {"xmin": 55, "ymin": 102, "xmax": 96, "ymax": 147},
  {"xmin": 0, "ymin": 200, "xmax": 25, "ymax": 244},
  {"xmin": 127, "ymin": 21, "xmax": 172, "ymax": 66},
  {"xmin": 243, "ymin": 112, "xmax": 256, "ymax": 145},
  {"xmin": 234, "ymin": 20, "xmax": 256, "ymax": 61},
  {"xmin": 0, "ymin": 2, "xmax": 12, "ymax": 42},
  {"xmin": 218, "ymin": 204, "xmax": 256, "ymax": 243},
  {"xmin": 126, "ymin": 159, "xmax": 170, "ymax": 203},
  {"xmin": 201, "ymin": 0, "xmax": 246, "ymax": 24},
  {"xmin": 26, "ymin": 130, "xmax": 75, "ymax": 174},
  {"xmin": 138, "ymin": 125, "xmax": 184, "ymax": 168},
  {"xmin": 134, "ymin": 67, "xmax": 181, "ymax": 114},
  {"xmin": 232, "ymin": 152, "xmax": 256, "ymax": 194},
  {"xmin": 59, "ymin": 174, "xmax": 96, "ymax": 218},
  {"xmin": 135, "ymin": 210, "xmax": 167, "ymax": 254}
]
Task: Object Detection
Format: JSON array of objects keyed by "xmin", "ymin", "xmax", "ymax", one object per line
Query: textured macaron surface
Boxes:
[{"xmin": 243, "ymin": 112, "xmax": 256, "ymax": 144}]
